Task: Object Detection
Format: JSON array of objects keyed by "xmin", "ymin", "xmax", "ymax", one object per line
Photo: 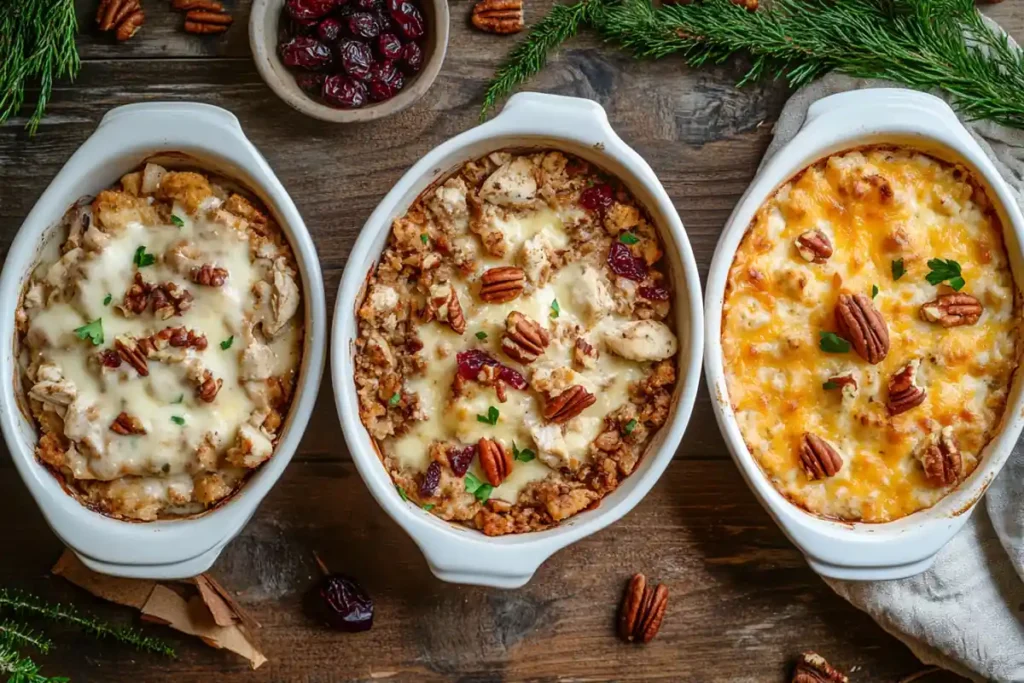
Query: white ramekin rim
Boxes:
[
  {"xmin": 703, "ymin": 88, "xmax": 1024, "ymax": 580},
  {"xmin": 0, "ymin": 102, "xmax": 327, "ymax": 579},
  {"xmin": 331, "ymin": 92, "xmax": 705, "ymax": 588}
]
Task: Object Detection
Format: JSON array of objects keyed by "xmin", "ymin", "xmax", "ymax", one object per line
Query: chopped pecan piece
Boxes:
[
  {"xmin": 151, "ymin": 282, "xmax": 194, "ymax": 319},
  {"xmin": 915, "ymin": 426, "xmax": 962, "ymax": 488},
  {"xmin": 114, "ymin": 335, "xmax": 149, "ymax": 376},
  {"xmin": 501, "ymin": 311, "xmax": 550, "ymax": 364},
  {"xmin": 835, "ymin": 293, "xmax": 889, "ymax": 364},
  {"xmin": 888, "ymin": 359, "xmax": 926, "ymax": 415},
  {"xmin": 792, "ymin": 652, "xmax": 848, "ymax": 683},
  {"xmin": 424, "ymin": 283, "xmax": 466, "ymax": 335},
  {"xmin": 479, "ymin": 266, "xmax": 525, "ymax": 303},
  {"xmin": 471, "ymin": 0, "xmax": 524, "ymax": 34},
  {"xmin": 799, "ymin": 433, "xmax": 843, "ymax": 480},
  {"xmin": 196, "ymin": 370, "xmax": 223, "ymax": 403},
  {"xmin": 110, "ymin": 412, "xmax": 146, "ymax": 435},
  {"xmin": 795, "ymin": 229, "xmax": 833, "ymax": 264},
  {"xmin": 572, "ymin": 337, "xmax": 599, "ymax": 370},
  {"xmin": 824, "ymin": 372, "xmax": 857, "ymax": 399},
  {"xmin": 618, "ymin": 573, "xmax": 668, "ymax": 644},
  {"xmin": 478, "ymin": 437, "xmax": 513, "ymax": 487},
  {"xmin": 543, "ymin": 385, "xmax": 596, "ymax": 423},
  {"xmin": 190, "ymin": 263, "xmax": 228, "ymax": 287},
  {"xmin": 920, "ymin": 293, "xmax": 983, "ymax": 327},
  {"xmin": 121, "ymin": 273, "xmax": 152, "ymax": 316}
]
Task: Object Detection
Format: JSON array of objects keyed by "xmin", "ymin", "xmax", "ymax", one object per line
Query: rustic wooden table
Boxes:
[{"xmin": 2, "ymin": 2, "xmax": 1020, "ymax": 681}]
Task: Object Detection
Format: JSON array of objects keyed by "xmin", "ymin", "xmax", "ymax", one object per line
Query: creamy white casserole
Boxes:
[{"xmin": 15, "ymin": 164, "xmax": 304, "ymax": 520}]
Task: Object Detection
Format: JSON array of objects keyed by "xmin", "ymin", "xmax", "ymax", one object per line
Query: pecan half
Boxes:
[
  {"xmin": 114, "ymin": 335, "xmax": 149, "ymax": 376},
  {"xmin": 97, "ymin": 0, "xmax": 145, "ymax": 41},
  {"xmin": 543, "ymin": 385, "xmax": 596, "ymax": 423},
  {"xmin": 171, "ymin": 0, "xmax": 223, "ymax": 9},
  {"xmin": 835, "ymin": 293, "xmax": 889, "ymax": 364},
  {"xmin": 184, "ymin": 9, "xmax": 234, "ymax": 34},
  {"xmin": 618, "ymin": 573, "xmax": 668, "ymax": 644},
  {"xmin": 479, "ymin": 266, "xmax": 525, "ymax": 303},
  {"xmin": 501, "ymin": 311, "xmax": 550, "ymax": 364},
  {"xmin": 792, "ymin": 652, "xmax": 848, "ymax": 683},
  {"xmin": 572, "ymin": 337, "xmax": 599, "ymax": 370},
  {"xmin": 190, "ymin": 263, "xmax": 229, "ymax": 287},
  {"xmin": 799, "ymin": 433, "xmax": 843, "ymax": 480},
  {"xmin": 478, "ymin": 437, "xmax": 513, "ymax": 487},
  {"xmin": 121, "ymin": 273, "xmax": 152, "ymax": 316},
  {"xmin": 471, "ymin": 0, "xmax": 524, "ymax": 34},
  {"xmin": 795, "ymin": 229, "xmax": 833, "ymax": 264},
  {"xmin": 152, "ymin": 282, "xmax": 194, "ymax": 319},
  {"xmin": 196, "ymin": 370, "xmax": 223, "ymax": 403},
  {"xmin": 920, "ymin": 293, "xmax": 983, "ymax": 327},
  {"xmin": 110, "ymin": 412, "xmax": 146, "ymax": 435},
  {"xmin": 915, "ymin": 426, "xmax": 962, "ymax": 488},
  {"xmin": 424, "ymin": 284, "xmax": 466, "ymax": 334},
  {"xmin": 888, "ymin": 359, "xmax": 926, "ymax": 415}
]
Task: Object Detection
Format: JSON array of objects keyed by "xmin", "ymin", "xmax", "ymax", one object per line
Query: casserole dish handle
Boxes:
[{"xmin": 98, "ymin": 102, "xmax": 244, "ymax": 133}]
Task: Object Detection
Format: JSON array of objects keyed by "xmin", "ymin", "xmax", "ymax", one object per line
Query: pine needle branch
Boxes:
[
  {"xmin": 0, "ymin": 591, "xmax": 175, "ymax": 658},
  {"xmin": 0, "ymin": 646, "xmax": 67, "ymax": 683},
  {"xmin": 0, "ymin": 621, "xmax": 52, "ymax": 655}
]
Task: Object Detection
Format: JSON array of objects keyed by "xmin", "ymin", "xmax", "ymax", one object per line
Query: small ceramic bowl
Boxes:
[{"xmin": 249, "ymin": 0, "xmax": 450, "ymax": 123}]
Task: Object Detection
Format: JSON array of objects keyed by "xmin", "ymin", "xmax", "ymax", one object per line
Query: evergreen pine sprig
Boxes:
[
  {"xmin": 0, "ymin": 621, "xmax": 53, "ymax": 655},
  {"xmin": 0, "ymin": 645, "xmax": 68, "ymax": 683},
  {"xmin": 0, "ymin": 0, "xmax": 80, "ymax": 135},
  {"xmin": 0, "ymin": 590, "xmax": 175, "ymax": 658}
]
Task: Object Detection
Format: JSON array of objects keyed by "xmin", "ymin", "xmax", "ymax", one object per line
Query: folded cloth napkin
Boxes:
[{"xmin": 764, "ymin": 73, "xmax": 1024, "ymax": 682}]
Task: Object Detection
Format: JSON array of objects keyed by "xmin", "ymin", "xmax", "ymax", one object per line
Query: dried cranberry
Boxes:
[
  {"xmin": 456, "ymin": 350, "xmax": 528, "ymax": 391},
  {"xmin": 387, "ymin": 0, "xmax": 425, "ymax": 40},
  {"xmin": 286, "ymin": 0, "xmax": 337, "ymax": 20},
  {"xmin": 317, "ymin": 16, "xmax": 343, "ymax": 42},
  {"xmin": 280, "ymin": 36, "xmax": 334, "ymax": 70},
  {"xmin": 279, "ymin": 16, "xmax": 319, "ymax": 41},
  {"xmin": 348, "ymin": 11, "xmax": 381, "ymax": 39},
  {"xmin": 447, "ymin": 445, "xmax": 476, "ymax": 477},
  {"xmin": 356, "ymin": 0, "xmax": 383, "ymax": 10},
  {"xmin": 294, "ymin": 72, "xmax": 326, "ymax": 92},
  {"xmin": 399, "ymin": 41, "xmax": 423, "ymax": 73},
  {"xmin": 337, "ymin": 39, "xmax": 374, "ymax": 80},
  {"xmin": 377, "ymin": 32, "xmax": 403, "ymax": 60},
  {"xmin": 607, "ymin": 241, "xmax": 648, "ymax": 282},
  {"xmin": 100, "ymin": 349, "xmax": 122, "ymax": 369},
  {"xmin": 638, "ymin": 285, "xmax": 670, "ymax": 301},
  {"xmin": 580, "ymin": 183, "xmax": 614, "ymax": 214},
  {"xmin": 368, "ymin": 60, "xmax": 404, "ymax": 101},
  {"xmin": 308, "ymin": 574, "xmax": 373, "ymax": 632},
  {"xmin": 322, "ymin": 74, "xmax": 368, "ymax": 108},
  {"xmin": 419, "ymin": 461, "xmax": 441, "ymax": 497}
]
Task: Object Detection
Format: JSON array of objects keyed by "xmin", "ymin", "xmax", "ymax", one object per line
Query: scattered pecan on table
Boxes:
[
  {"xmin": 791, "ymin": 652, "xmax": 848, "ymax": 683},
  {"xmin": 617, "ymin": 573, "xmax": 668, "ymax": 644},
  {"xmin": 96, "ymin": 0, "xmax": 145, "ymax": 41},
  {"xmin": 471, "ymin": 0, "xmax": 524, "ymax": 34},
  {"xmin": 170, "ymin": 0, "xmax": 233, "ymax": 34}
]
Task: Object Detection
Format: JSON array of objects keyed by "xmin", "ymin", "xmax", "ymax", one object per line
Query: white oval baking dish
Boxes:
[
  {"xmin": 0, "ymin": 102, "xmax": 327, "ymax": 579},
  {"xmin": 332, "ymin": 92, "xmax": 704, "ymax": 588},
  {"xmin": 704, "ymin": 88, "xmax": 1024, "ymax": 581}
]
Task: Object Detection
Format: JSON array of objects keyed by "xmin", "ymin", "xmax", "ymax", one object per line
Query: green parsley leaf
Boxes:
[
  {"xmin": 618, "ymin": 232, "xmax": 640, "ymax": 245},
  {"xmin": 819, "ymin": 331, "xmax": 851, "ymax": 354},
  {"xmin": 103, "ymin": 293, "xmax": 112, "ymax": 306},
  {"xmin": 476, "ymin": 331, "xmax": 487, "ymax": 340},
  {"xmin": 871, "ymin": 284, "xmax": 879, "ymax": 299},
  {"xmin": 925, "ymin": 258, "xmax": 965, "ymax": 290},
  {"xmin": 512, "ymin": 441, "xmax": 536, "ymax": 463},
  {"xmin": 172, "ymin": 394, "xmax": 184, "ymax": 404},
  {"xmin": 464, "ymin": 473, "xmax": 493, "ymax": 502},
  {"xmin": 892, "ymin": 258, "xmax": 905, "ymax": 281},
  {"xmin": 388, "ymin": 392, "xmax": 401, "ymax": 407},
  {"xmin": 476, "ymin": 406, "xmax": 499, "ymax": 425},
  {"xmin": 74, "ymin": 318, "xmax": 104, "ymax": 346},
  {"xmin": 396, "ymin": 485, "xmax": 408, "ymax": 501},
  {"xmin": 171, "ymin": 416, "xmax": 185, "ymax": 426},
  {"xmin": 822, "ymin": 380, "xmax": 840, "ymax": 390},
  {"xmin": 170, "ymin": 215, "xmax": 185, "ymax": 228},
  {"xmin": 220, "ymin": 336, "xmax": 234, "ymax": 350},
  {"xmin": 623, "ymin": 418, "xmax": 638, "ymax": 435},
  {"xmin": 550, "ymin": 299, "xmax": 560, "ymax": 319},
  {"xmin": 133, "ymin": 245, "xmax": 155, "ymax": 268},
  {"xmin": 422, "ymin": 503, "xmax": 435, "ymax": 511},
  {"xmin": 420, "ymin": 233, "xmax": 429, "ymax": 245}
]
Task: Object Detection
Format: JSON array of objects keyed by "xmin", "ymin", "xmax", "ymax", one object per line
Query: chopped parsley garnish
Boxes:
[
  {"xmin": 396, "ymin": 485, "xmax": 408, "ymax": 501},
  {"xmin": 925, "ymin": 258, "xmax": 965, "ymax": 291},
  {"xmin": 170, "ymin": 215, "xmax": 185, "ymax": 228},
  {"xmin": 871, "ymin": 284, "xmax": 879, "ymax": 299},
  {"xmin": 133, "ymin": 245, "xmax": 155, "ymax": 268},
  {"xmin": 73, "ymin": 318, "xmax": 104, "ymax": 346},
  {"xmin": 422, "ymin": 503, "xmax": 435, "ymax": 511},
  {"xmin": 475, "ymin": 331, "xmax": 487, "ymax": 340},
  {"xmin": 623, "ymin": 419, "xmax": 638, "ymax": 435},
  {"xmin": 550, "ymin": 299, "xmax": 560, "ymax": 319},
  {"xmin": 388, "ymin": 392, "xmax": 401, "ymax": 407},
  {"xmin": 420, "ymin": 233, "xmax": 429, "ymax": 245},
  {"xmin": 477, "ymin": 406, "xmax": 499, "ymax": 425},
  {"xmin": 819, "ymin": 331, "xmax": 851, "ymax": 354},
  {"xmin": 619, "ymin": 232, "xmax": 640, "ymax": 245},
  {"xmin": 172, "ymin": 394, "xmax": 184, "ymax": 404},
  {"xmin": 220, "ymin": 336, "xmax": 234, "ymax": 350},
  {"xmin": 892, "ymin": 258, "xmax": 905, "ymax": 281},
  {"xmin": 464, "ymin": 473, "xmax": 493, "ymax": 502},
  {"xmin": 822, "ymin": 380, "xmax": 840, "ymax": 391},
  {"xmin": 103, "ymin": 293, "xmax": 112, "ymax": 306},
  {"xmin": 170, "ymin": 416, "xmax": 185, "ymax": 426},
  {"xmin": 512, "ymin": 441, "xmax": 535, "ymax": 463}
]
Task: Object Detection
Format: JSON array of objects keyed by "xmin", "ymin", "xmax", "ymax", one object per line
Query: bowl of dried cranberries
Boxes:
[{"xmin": 250, "ymin": 0, "xmax": 449, "ymax": 122}]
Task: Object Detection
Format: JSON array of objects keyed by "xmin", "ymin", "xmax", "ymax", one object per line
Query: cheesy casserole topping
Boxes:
[
  {"xmin": 722, "ymin": 148, "xmax": 1020, "ymax": 522},
  {"xmin": 16, "ymin": 164, "xmax": 304, "ymax": 521}
]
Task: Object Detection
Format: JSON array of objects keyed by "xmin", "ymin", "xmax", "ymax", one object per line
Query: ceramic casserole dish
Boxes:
[
  {"xmin": 333, "ymin": 92, "xmax": 704, "ymax": 588},
  {"xmin": 704, "ymin": 88, "xmax": 1024, "ymax": 580},
  {"xmin": 0, "ymin": 102, "xmax": 327, "ymax": 579}
]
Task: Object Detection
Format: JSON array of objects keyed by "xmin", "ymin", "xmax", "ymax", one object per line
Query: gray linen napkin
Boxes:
[{"xmin": 763, "ymin": 74, "xmax": 1024, "ymax": 682}]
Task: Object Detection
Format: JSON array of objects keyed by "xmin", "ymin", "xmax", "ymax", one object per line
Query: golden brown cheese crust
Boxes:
[{"xmin": 722, "ymin": 147, "xmax": 1021, "ymax": 522}]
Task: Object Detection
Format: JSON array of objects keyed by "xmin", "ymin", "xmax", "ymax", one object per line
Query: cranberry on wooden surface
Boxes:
[
  {"xmin": 280, "ymin": 36, "xmax": 334, "ymax": 70},
  {"xmin": 322, "ymin": 74, "xmax": 368, "ymax": 108},
  {"xmin": 607, "ymin": 241, "xmax": 649, "ymax": 282},
  {"xmin": 306, "ymin": 556, "xmax": 374, "ymax": 633},
  {"xmin": 337, "ymin": 38, "xmax": 374, "ymax": 80},
  {"xmin": 377, "ymin": 32, "xmax": 403, "ymax": 60}
]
